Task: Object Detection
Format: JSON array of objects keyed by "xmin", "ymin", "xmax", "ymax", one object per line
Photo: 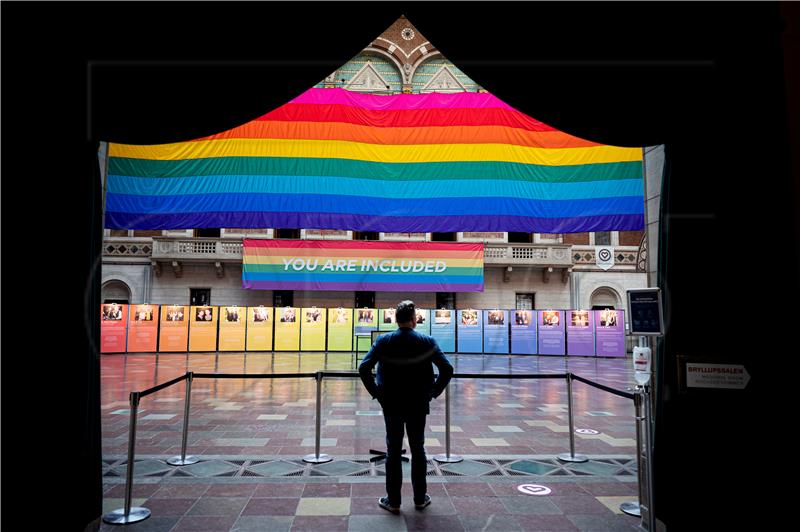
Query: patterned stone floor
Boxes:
[{"xmin": 100, "ymin": 353, "xmax": 643, "ymax": 530}]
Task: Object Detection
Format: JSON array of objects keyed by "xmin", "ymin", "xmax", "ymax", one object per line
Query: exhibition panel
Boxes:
[
  {"xmin": 101, "ymin": 303, "xmax": 128, "ymax": 353},
  {"xmin": 158, "ymin": 305, "xmax": 189, "ymax": 352},
  {"xmin": 246, "ymin": 306, "xmax": 273, "ymax": 351},
  {"xmin": 126, "ymin": 304, "xmax": 158, "ymax": 352},
  {"xmin": 218, "ymin": 305, "xmax": 246, "ymax": 351},
  {"xmin": 189, "ymin": 306, "xmax": 218, "ymax": 352}
]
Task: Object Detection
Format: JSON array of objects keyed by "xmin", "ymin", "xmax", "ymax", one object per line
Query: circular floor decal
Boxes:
[
  {"xmin": 517, "ymin": 484, "xmax": 552, "ymax": 496},
  {"xmin": 575, "ymin": 428, "xmax": 600, "ymax": 435}
]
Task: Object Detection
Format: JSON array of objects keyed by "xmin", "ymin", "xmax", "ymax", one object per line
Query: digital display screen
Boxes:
[{"xmin": 628, "ymin": 289, "xmax": 664, "ymax": 335}]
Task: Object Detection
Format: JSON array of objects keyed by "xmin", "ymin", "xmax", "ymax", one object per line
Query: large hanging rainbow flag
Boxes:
[{"xmin": 105, "ymin": 87, "xmax": 644, "ymax": 233}]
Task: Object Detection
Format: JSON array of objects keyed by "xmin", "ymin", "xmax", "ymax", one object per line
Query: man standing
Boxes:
[{"xmin": 358, "ymin": 300, "xmax": 454, "ymax": 514}]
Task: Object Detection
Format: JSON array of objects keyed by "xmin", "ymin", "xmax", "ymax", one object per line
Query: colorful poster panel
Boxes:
[
  {"xmin": 414, "ymin": 308, "xmax": 431, "ymax": 335},
  {"xmin": 378, "ymin": 308, "xmax": 399, "ymax": 331},
  {"xmin": 300, "ymin": 307, "xmax": 327, "ymax": 351},
  {"xmin": 127, "ymin": 304, "xmax": 158, "ymax": 352},
  {"xmin": 219, "ymin": 306, "xmax": 246, "ymax": 351},
  {"xmin": 431, "ymin": 309, "xmax": 456, "ymax": 353},
  {"xmin": 484, "ymin": 310, "xmax": 510, "ymax": 354},
  {"xmin": 189, "ymin": 306, "xmax": 218, "ymax": 351},
  {"xmin": 566, "ymin": 310, "xmax": 595, "ymax": 356},
  {"xmin": 327, "ymin": 308, "xmax": 354, "ymax": 351},
  {"xmin": 246, "ymin": 306, "xmax": 273, "ymax": 351},
  {"xmin": 100, "ymin": 303, "xmax": 128, "ymax": 353},
  {"xmin": 595, "ymin": 309, "xmax": 626, "ymax": 357},
  {"xmin": 538, "ymin": 310, "xmax": 566, "ymax": 355},
  {"xmin": 456, "ymin": 309, "xmax": 483, "ymax": 353},
  {"xmin": 354, "ymin": 308, "xmax": 377, "ymax": 352},
  {"xmin": 511, "ymin": 310, "xmax": 537, "ymax": 355},
  {"xmin": 274, "ymin": 307, "xmax": 300, "ymax": 351},
  {"xmin": 159, "ymin": 305, "xmax": 189, "ymax": 352}
]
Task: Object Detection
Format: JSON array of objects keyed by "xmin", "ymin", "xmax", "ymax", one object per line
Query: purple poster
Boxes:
[
  {"xmin": 595, "ymin": 309, "xmax": 626, "ymax": 357},
  {"xmin": 566, "ymin": 310, "xmax": 595, "ymax": 356},
  {"xmin": 511, "ymin": 310, "xmax": 537, "ymax": 354},
  {"xmin": 537, "ymin": 310, "xmax": 565, "ymax": 355}
]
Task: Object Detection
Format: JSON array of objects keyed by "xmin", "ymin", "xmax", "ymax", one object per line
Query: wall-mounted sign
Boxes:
[
  {"xmin": 596, "ymin": 246, "xmax": 615, "ymax": 270},
  {"xmin": 627, "ymin": 288, "xmax": 664, "ymax": 336},
  {"xmin": 686, "ymin": 363, "xmax": 750, "ymax": 390}
]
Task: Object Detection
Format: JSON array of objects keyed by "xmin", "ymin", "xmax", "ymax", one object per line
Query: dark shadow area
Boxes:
[{"xmin": 2, "ymin": 2, "xmax": 796, "ymax": 529}]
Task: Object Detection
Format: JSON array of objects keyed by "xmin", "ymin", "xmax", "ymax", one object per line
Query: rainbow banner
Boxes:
[
  {"xmin": 243, "ymin": 240, "xmax": 484, "ymax": 292},
  {"xmin": 105, "ymin": 87, "xmax": 643, "ymax": 233}
]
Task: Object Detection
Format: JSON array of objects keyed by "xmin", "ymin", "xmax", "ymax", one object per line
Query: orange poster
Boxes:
[
  {"xmin": 219, "ymin": 305, "xmax": 246, "ymax": 351},
  {"xmin": 246, "ymin": 306, "xmax": 273, "ymax": 351},
  {"xmin": 127, "ymin": 304, "xmax": 159, "ymax": 352},
  {"xmin": 100, "ymin": 303, "xmax": 128, "ymax": 353},
  {"xmin": 189, "ymin": 306, "xmax": 218, "ymax": 351},
  {"xmin": 158, "ymin": 305, "xmax": 189, "ymax": 352}
]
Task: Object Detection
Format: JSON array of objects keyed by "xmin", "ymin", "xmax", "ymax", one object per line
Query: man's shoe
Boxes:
[
  {"xmin": 378, "ymin": 497, "xmax": 400, "ymax": 514},
  {"xmin": 414, "ymin": 494, "xmax": 432, "ymax": 510}
]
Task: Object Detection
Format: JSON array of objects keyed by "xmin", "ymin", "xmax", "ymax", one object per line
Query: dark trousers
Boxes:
[{"xmin": 383, "ymin": 409, "xmax": 427, "ymax": 506}]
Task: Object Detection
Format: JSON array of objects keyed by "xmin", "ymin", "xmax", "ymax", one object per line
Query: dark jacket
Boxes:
[{"xmin": 358, "ymin": 326, "xmax": 453, "ymax": 415}]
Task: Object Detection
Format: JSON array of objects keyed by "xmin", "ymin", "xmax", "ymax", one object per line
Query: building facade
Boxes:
[{"xmin": 100, "ymin": 16, "xmax": 662, "ymax": 349}]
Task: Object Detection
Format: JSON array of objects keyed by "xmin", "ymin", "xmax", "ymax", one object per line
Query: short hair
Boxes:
[{"xmin": 395, "ymin": 300, "xmax": 415, "ymax": 324}]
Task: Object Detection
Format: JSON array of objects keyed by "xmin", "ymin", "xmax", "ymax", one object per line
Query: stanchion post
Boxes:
[
  {"xmin": 643, "ymin": 386, "xmax": 656, "ymax": 531},
  {"xmin": 620, "ymin": 389, "xmax": 644, "ymax": 518},
  {"xmin": 434, "ymin": 384, "xmax": 463, "ymax": 463},
  {"xmin": 304, "ymin": 371, "xmax": 332, "ymax": 463},
  {"xmin": 102, "ymin": 392, "xmax": 151, "ymax": 525},
  {"xmin": 168, "ymin": 372, "xmax": 199, "ymax": 466},
  {"xmin": 557, "ymin": 373, "xmax": 588, "ymax": 463}
]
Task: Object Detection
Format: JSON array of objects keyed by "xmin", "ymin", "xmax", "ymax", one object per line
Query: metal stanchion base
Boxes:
[
  {"xmin": 102, "ymin": 507, "xmax": 151, "ymax": 525},
  {"xmin": 433, "ymin": 454, "xmax": 463, "ymax": 463},
  {"xmin": 556, "ymin": 453, "xmax": 589, "ymax": 463},
  {"xmin": 167, "ymin": 455, "xmax": 200, "ymax": 466},
  {"xmin": 303, "ymin": 453, "xmax": 333, "ymax": 464},
  {"xmin": 620, "ymin": 501, "xmax": 642, "ymax": 517}
]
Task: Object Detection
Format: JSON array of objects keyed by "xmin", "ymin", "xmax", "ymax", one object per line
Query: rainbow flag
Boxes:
[
  {"xmin": 242, "ymin": 240, "xmax": 484, "ymax": 292},
  {"xmin": 105, "ymin": 87, "xmax": 643, "ymax": 233}
]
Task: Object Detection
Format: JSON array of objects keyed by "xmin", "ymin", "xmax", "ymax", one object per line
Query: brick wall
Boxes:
[
  {"xmin": 563, "ymin": 233, "xmax": 590, "ymax": 245},
  {"xmin": 618, "ymin": 230, "xmax": 644, "ymax": 247}
]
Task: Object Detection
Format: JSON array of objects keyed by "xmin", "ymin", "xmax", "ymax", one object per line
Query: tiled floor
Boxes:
[{"xmin": 100, "ymin": 353, "xmax": 643, "ymax": 531}]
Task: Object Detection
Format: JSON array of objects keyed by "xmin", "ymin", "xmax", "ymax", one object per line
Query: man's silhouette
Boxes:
[{"xmin": 358, "ymin": 300, "xmax": 453, "ymax": 514}]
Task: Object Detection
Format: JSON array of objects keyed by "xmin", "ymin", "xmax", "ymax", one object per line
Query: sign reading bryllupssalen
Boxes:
[{"xmin": 242, "ymin": 240, "xmax": 484, "ymax": 292}]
